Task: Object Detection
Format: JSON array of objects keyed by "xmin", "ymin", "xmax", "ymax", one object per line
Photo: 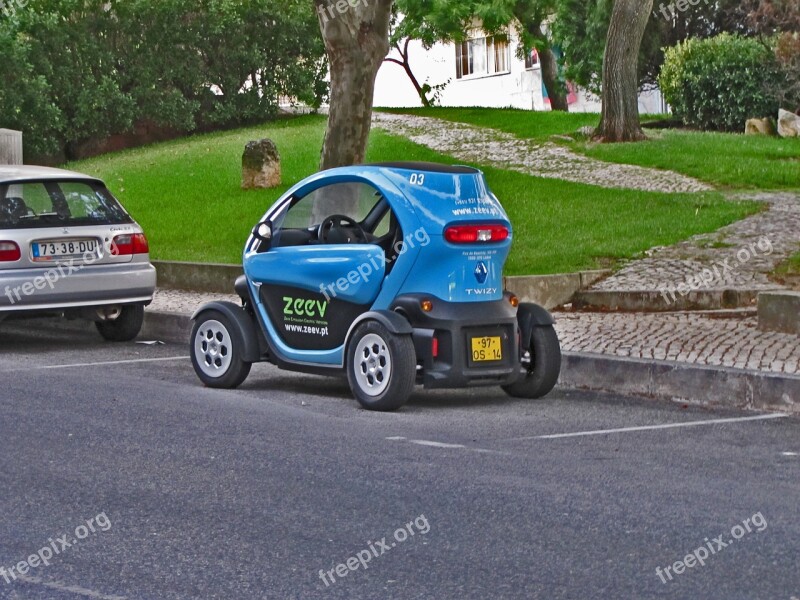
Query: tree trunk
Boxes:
[
  {"xmin": 532, "ymin": 25, "xmax": 569, "ymax": 112},
  {"xmin": 385, "ymin": 40, "xmax": 431, "ymax": 108},
  {"xmin": 316, "ymin": 0, "xmax": 393, "ymax": 170},
  {"xmin": 596, "ymin": 0, "xmax": 654, "ymax": 142}
]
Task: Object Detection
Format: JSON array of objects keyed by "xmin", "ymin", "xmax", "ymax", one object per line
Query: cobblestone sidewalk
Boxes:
[
  {"xmin": 148, "ymin": 289, "xmax": 799, "ymax": 377},
  {"xmin": 372, "ymin": 112, "xmax": 711, "ymax": 194},
  {"xmin": 555, "ymin": 310, "xmax": 799, "ymax": 376},
  {"xmin": 589, "ymin": 192, "xmax": 800, "ymax": 294}
]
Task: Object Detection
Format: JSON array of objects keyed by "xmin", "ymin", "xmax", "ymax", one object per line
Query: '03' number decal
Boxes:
[{"xmin": 409, "ymin": 173, "xmax": 425, "ymax": 185}]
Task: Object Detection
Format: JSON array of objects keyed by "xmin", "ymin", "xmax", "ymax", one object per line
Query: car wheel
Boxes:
[
  {"xmin": 347, "ymin": 321, "xmax": 416, "ymax": 411},
  {"xmin": 95, "ymin": 305, "xmax": 144, "ymax": 342},
  {"xmin": 191, "ymin": 310, "xmax": 252, "ymax": 389},
  {"xmin": 502, "ymin": 325, "xmax": 562, "ymax": 399}
]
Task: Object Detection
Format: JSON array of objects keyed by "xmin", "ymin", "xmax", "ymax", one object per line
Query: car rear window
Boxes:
[{"xmin": 0, "ymin": 180, "xmax": 133, "ymax": 229}]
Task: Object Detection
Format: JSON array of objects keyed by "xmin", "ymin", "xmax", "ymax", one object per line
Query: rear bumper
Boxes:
[
  {"xmin": 0, "ymin": 261, "xmax": 156, "ymax": 312},
  {"xmin": 391, "ymin": 294, "xmax": 521, "ymax": 389}
]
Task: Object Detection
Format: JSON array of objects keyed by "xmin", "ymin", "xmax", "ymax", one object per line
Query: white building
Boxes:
[{"xmin": 374, "ymin": 29, "xmax": 666, "ymax": 113}]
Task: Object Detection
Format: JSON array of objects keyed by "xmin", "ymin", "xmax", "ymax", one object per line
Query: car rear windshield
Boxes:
[{"xmin": 0, "ymin": 180, "xmax": 133, "ymax": 229}]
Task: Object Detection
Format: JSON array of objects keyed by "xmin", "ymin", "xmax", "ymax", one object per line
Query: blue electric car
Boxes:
[{"xmin": 190, "ymin": 162, "xmax": 561, "ymax": 411}]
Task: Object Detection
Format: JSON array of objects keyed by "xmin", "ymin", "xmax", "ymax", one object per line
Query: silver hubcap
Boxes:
[
  {"xmin": 354, "ymin": 333, "xmax": 392, "ymax": 396},
  {"xmin": 195, "ymin": 320, "xmax": 233, "ymax": 377}
]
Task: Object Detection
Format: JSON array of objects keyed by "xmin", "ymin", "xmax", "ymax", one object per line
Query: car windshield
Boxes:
[{"xmin": 0, "ymin": 180, "xmax": 133, "ymax": 229}]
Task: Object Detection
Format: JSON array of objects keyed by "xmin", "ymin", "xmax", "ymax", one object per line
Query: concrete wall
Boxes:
[{"xmin": 0, "ymin": 129, "xmax": 23, "ymax": 165}]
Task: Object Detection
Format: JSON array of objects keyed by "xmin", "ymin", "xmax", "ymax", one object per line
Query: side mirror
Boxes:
[{"xmin": 253, "ymin": 220, "xmax": 273, "ymax": 248}]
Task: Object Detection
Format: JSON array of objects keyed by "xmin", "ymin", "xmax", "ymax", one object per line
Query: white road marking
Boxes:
[
  {"xmin": 24, "ymin": 356, "xmax": 188, "ymax": 371},
  {"xmin": 408, "ymin": 439, "xmax": 466, "ymax": 449},
  {"xmin": 519, "ymin": 413, "xmax": 789, "ymax": 440},
  {"xmin": 782, "ymin": 451, "xmax": 798, "ymax": 456},
  {"xmin": 17, "ymin": 575, "xmax": 126, "ymax": 600},
  {"xmin": 385, "ymin": 436, "xmax": 406, "ymax": 441}
]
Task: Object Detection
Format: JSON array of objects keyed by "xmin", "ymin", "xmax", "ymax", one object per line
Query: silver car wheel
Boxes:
[
  {"xmin": 194, "ymin": 319, "xmax": 233, "ymax": 378},
  {"xmin": 353, "ymin": 333, "xmax": 392, "ymax": 397}
]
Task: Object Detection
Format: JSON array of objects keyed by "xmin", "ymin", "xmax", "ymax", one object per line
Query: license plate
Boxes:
[
  {"xmin": 471, "ymin": 336, "xmax": 502, "ymax": 362},
  {"xmin": 32, "ymin": 239, "xmax": 98, "ymax": 261}
]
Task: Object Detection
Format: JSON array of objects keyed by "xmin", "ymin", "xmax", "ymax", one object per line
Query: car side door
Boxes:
[{"xmin": 244, "ymin": 181, "xmax": 388, "ymax": 352}]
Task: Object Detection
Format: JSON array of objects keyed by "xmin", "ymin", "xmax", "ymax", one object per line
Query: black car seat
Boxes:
[{"xmin": 379, "ymin": 211, "xmax": 403, "ymax": 275}]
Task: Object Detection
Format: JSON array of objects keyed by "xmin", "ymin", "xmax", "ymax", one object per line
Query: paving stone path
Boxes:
[
  {"xmin": 372, "ymin": 112, "xmax": 712, "ymax": 194},
  {"xmin": 374, "ymin": 112, "xmax": 800, "ymax": 295},
  {"xmin": 589, "ymin": 192, "xmax": 800, "ymax": 293},
  {"xmin": 555, "ymin": 310, "xmax": 800, "ymax": 375}
]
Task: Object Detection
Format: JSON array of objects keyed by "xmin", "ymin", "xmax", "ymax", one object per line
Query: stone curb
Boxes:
[
  {"xmin": 560, "ymin": 352, "xmax": 799, "ymax": 414},
  {"xmin": 154, "ymin": 260, "xmax": 611, "ymax": 310},
  {"xmin": 505, "ymin": 270, "xmax": 610, "ymax": 310},
  {"xmin": 758, "ymin": 291, "xmax": 800, "ymax": 334},
  {"xmin": 572, "ymin": 289, "xmax": 774, "ymax": 312},
  {"xmin": 152, "ymin": 261, "xmax": 243, "ymax": 294}
]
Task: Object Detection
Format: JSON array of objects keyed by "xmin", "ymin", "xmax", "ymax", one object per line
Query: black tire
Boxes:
[
  {"xmin": 190, "ymin": 310, "xmax": 252, "ymax": 389},
  {"xmin": 95, "ymin": 305, "xmax": 144, "ymax": 342},
  {"xmin": 502, "ymin": 324, "xmax": 562, "ymax": 399},
  {"xmin": 346, "ymin": 320, "xmax": 416, "ymax": 411}
]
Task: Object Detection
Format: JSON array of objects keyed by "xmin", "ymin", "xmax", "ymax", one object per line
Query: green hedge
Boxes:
[
  {"xmin": 0, "ymin": 0, "xmax": 327, "ymax": 159},
  {"xmin": 659, "ymin": 34, "xmax": 783, "ymax": 132}
]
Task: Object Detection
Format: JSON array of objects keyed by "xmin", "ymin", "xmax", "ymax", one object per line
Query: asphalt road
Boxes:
[{"xmin": 0, "ymin": 321, "xmax": 798, "ymax": 600}]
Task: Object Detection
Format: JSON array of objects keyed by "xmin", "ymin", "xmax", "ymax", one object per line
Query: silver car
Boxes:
[{"xmin": 0, "ymin": 165, "xmax": 156, "ymax": 341}]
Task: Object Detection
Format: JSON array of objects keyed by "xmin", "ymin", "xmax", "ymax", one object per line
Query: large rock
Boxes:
[
  {"xmin": 745, "ymin": 118, "xmax": 775, "ymax": 136},
  {"xmin": 242, "ymin": 139, "xmax": 281, "ymax": 189},
  {"xmin": 777, "ymin": 109, "xmax": 800, "ymax": 138}
]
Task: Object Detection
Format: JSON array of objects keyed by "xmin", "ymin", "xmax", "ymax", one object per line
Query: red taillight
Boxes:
[
  {"xmin": 0, "ymin": 241, "xmax": 21, "ymax": 262},
  {"xmin": 112, "ymin": 233, "xmax": 149, "ymax": 256},
  {"xmin": 432, "ymin": 336, "xmax": 439, "ymax": 359},
  {"xmin": 444, "ymin": 224, "xmax": 509, "ymax": 244}
]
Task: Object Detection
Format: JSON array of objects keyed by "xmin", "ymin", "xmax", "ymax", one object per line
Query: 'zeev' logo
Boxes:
[
  {"xmin": 474, "ymin": 261, "xmax": 489, "ymax": 284},
  {"xmin": 283, "ymin": 296, "xmax": 328, "ymax": 319}
]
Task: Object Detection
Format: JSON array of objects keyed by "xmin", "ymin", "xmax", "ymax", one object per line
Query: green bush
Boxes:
[
  {"xmin": 659, "ymin": 34, "xmax": 783, "ymax": 132},
  {"xmin": 0, "ymin": 0, "xmax": 327, "ymax": 160}
]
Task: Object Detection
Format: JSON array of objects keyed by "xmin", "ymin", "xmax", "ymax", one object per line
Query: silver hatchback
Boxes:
[{"xmin": 0, "ymin": 165, "xmax": 156, "ymax": 341}]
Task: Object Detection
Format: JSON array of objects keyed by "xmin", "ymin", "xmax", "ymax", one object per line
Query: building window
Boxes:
[
  {"xmin": 456, "ymin": 35, "xmax": 510, "ymax": 79},
  {"xmin": 524, "ymin": 48, "xmax": 540, "ymax": 70}
]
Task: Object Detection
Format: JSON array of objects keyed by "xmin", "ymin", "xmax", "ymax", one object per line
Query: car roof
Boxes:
[
  {"xmin": 0, "ymin": 165, "xmax": 102, "ymax": 184},
  {"xmin": 365, "ymin": 161, "xmax": 479, "ymax": 175}
]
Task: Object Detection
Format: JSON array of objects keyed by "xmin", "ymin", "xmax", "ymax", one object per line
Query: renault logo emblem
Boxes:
[{"xmin": 474, "ymin": 262, "xmax": 488, "ymax": 284}]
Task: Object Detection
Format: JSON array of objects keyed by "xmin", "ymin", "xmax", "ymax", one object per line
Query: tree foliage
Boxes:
[
  {"xmin": 390, "ymin": 0, "xmax": 568, "ymax": 109},
  {"xmin": 0, "ymin": 0, "xmax": 327, "ymax": 159}
]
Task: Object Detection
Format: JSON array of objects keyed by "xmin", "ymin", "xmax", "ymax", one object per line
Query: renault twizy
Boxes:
[{"xmin": 190, "ymin": 162, "xmax": 561, "ymax": 411}]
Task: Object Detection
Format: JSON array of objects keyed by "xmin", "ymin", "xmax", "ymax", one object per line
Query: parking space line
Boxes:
[
  {"xmin": 409, "ymin": 439, "xmax": 466, "ymax": 449},
  {"xmin": 18, "ymin": 574, "xmax": 127, "ymax": 599},
  {"xmin": 510, "ymin": 413, "xmax": 789, "ymax": 441},
  {"xmin": 14, "ymin": 356, "xmax": 188, "ymax": 371}
]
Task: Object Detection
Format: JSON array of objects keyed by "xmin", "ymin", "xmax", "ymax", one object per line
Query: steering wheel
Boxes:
[{"xmin": 318, "ymin": 214, "xmax": 367, "ymax": 244}]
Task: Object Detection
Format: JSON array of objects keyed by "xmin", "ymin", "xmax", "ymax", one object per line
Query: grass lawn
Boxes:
[
  {"xmin": 68, "ymin": 115, "xmax": 758, "ymax": 275},
  {"xmin": 380, "ymin": 107, "xmax": 800, "ymax": 191}
]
